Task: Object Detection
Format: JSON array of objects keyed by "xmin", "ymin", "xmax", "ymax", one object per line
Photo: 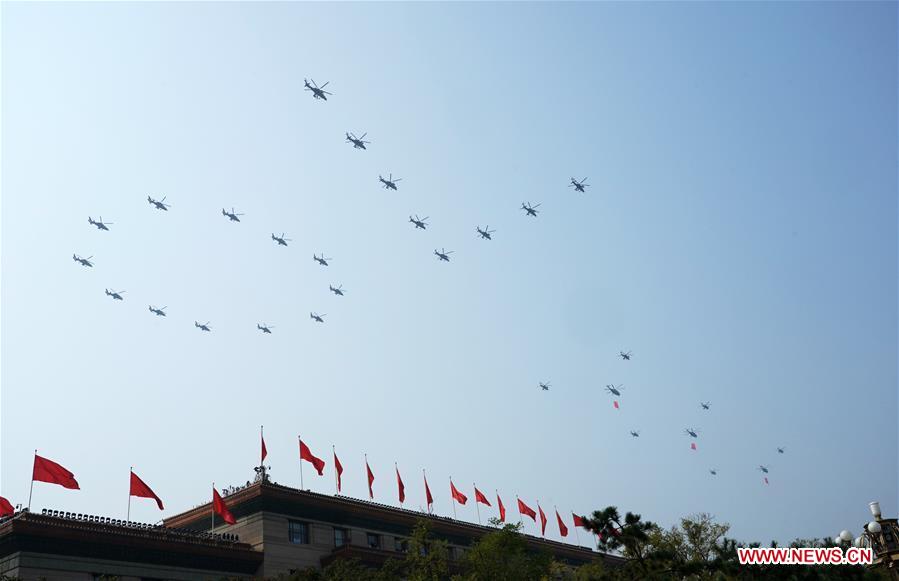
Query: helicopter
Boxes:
[
  {"xmin": 379, "ymin": 174, "xmax": 401, "ymax": 190},
  {"xmin": 605, "ymin": 384, "xmax": 624, "ymax": 397},
  {"xmin": 684, "ymin": 428, "xmax": 700, "ymax": 439},
  {"xmin": 149, "ymin": 305, "xmax": 167, "ymax": 316},
  {"xmin": 329, "ymin": 285, "xmax": 345, "ymax": 296},
  {"xmin": 88, "ymin": 217, "xmax": 113, "ymax": 231},
  {"xmin": 310, "ymin": 312, "xmax": 326, "ymax": 323},
  {"xmin": 345, "ymin": 132, "xmax": 370, "ymax": 150},
  {"xmin": 700, "ymin": 402, "xmax": 711, "ymax": 410},
  {"xmin": 105, "ymin": 289, "xmax": 125, "ymax": 301},
  {"xmin": 222, "ymin": 208, "xmax": 244, "ymax": 222},
  {"xmin": 758, "ymin": 465, "xmax": 769, "ymax": 474},
  {"xmin": 539, "ymin": 382, "xmax": 551, "ymax": 391},
  {"xmin": 257, "ymin": 323, "xmax": 274, "ymax": 334},
  {"xmin": 619, "ymin": 351, "xmax": 632, "ymax": 361},
  {"xmin": 777, "ymin": 447, "xmax": 785, "ymax": 454},
  {"xmin": 521, "ymin": 202, "xmax": 540, "ymax": 217},
  {"xmin": 569, "ymin": 177, "xmax": 590, "ymax": 193},
  {"xmin": 709, "ymin": 469, "xmax": 718, "ymax": 476},
  {"xmin": 434, "ymin": 248, "xmax": 454, "ymax": 262},
  {"xmin": 147, "ymin": 196, "xmax": 170, "ymax": 211},
  {"xmin": 409, "ymin": 215, "xmax": 429, "ymax": 230},
  {"xmin": 73, "ymin": 254, "xmax": 93, "ymax": 267},
  {"xmin": 272, "ymin": 233, "xmax": 291, "ymax": 246},
  {"xmin": 195, "ymin": 321, "xmax": 211, "ymax": 332},
  {"xmin": 476, "ymin": 226, "xmax": 495, "ymax": 240},
  {"xmin": 304, "ymin": 78, "xmax": 332, "ymax": 100},
  {"xmin": 630, "ymin": 431, "xmax": 640, "ymax": 438},
  {"xmin": 313, "ymin": 254, "xmax": 332, "ymax": 267}
]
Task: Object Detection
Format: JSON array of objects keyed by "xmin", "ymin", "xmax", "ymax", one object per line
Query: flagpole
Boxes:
[
  {"xmin": 450, "ymin": 477, "xmax": 457, "ymax": 519},
  {"xmin": 571, "ymin": 508, "xmax": 581, "ymax": 546},
  {"xmin": 332, "ymin": 445, "xmax": 338, "ymax": 495},
  {"xmin": 364, "ymin": 453, "xmax": 370, "ymax": 499},
  {"xmin": 473, "ymin": 483, "xmax": 481, "ymax": 525},
  {"xmin": 27, "ymin": 449, "xmax": 36, "ymax": 511},
  {"xmin": 127, "ymin": 467, "xmax": 132, "ymax": 524},
  {"xmin": 423, "ymin": 469, "xmax": 430, "ymax": 514},
  {"xmin": 298, "ymin": 436, "xmax": 304, "ymax": 491},
  {"xmin": 395, "ymin": 462, "xmax": 401, "ymax": 506},
  {"xmin": 260, "ymin": 425, "xmax": 263, "ymax": 466},
  {"xmin": 211, "ymin": 482, "xmax": 215, "ymax": 533}
]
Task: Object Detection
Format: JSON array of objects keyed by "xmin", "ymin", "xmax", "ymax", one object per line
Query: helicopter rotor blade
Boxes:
[{"xmin": 320, "ymin": 81, "xmax": 329, "ymax": 89}]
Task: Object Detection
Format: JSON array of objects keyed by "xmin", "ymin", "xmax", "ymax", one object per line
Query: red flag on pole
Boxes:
[
  {"xmin": 299, "ymin": 440, "xmax": 325, "ymax": 475},
  {"xmin": 366, "ymin": 460, "xmax": 375, "ymax": 499},
  {"xmin": 33, "ymin": 455, "xmax": 79, "ymax": 490},
  {"xmin": 424, "ymin": 472, "xmax": 433, "ymax": 509},
  {"xmin": 572, "ymin": 513, "xmax": 586, "ymax": 527},
  {"xmin": 497, "ymin": 493, "xmax": 506, "ymax": 522},
  {"xmin": 474, "ymin": 487, "xmax": 491, "ymax": 506},
  {"xmin": 556, "ymin": 509, "xmax": 569, "ymax": 537},
  {"xmin": 334, "ymin": 451, "xmax": 343, "ymax": 493},
  {"xmin": 396, "ymin": 466, "xmax": 405, "ymax": 503},
  {"xmin": 212, "ymin": 488, "xmax": 236, "ymax": 525},
  {"xmin": 0, "ymin": 497, "xmax": 14, "ymax": 517},
  {"xmin": 450, "ymin": 480, "xmax": 468, "ymax": 505},
  {"xmin": 539, "ymin": 504, "xmax": 547, "ymax": 535},
  {"xmin": 129, "ymin": 471, "xmax": 164, "ymax": 510},
  {"xmin": 517, "ymin": 498, "xmax": 536, "ymax": 521},
  {"xmin": 261, "ymin": 430, "xmax": 268, "ymax": 463}
]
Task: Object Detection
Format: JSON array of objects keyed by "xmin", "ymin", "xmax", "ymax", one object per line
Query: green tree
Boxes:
[
  {"xmin": 404, "ymin": 519, "xmax": 450, "ymax": 581},
  {"xmin": 456, "ymin": 518, "xmax": 553, "ymax": 581}
]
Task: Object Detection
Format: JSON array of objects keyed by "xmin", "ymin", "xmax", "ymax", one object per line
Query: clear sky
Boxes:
[{"xmin": 2, "ymin": 1, "xmax": 896, "ymax": 547}]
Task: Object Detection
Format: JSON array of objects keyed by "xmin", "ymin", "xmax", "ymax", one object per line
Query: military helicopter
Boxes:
[
  {"xmin": 605, "ymin": 384, "xmax": 624, "ymax": 397},
  {"xmin": 345, "ymin": 132, "xmax": 370, "ymax": 150},
  {"xmin": 569, "ymin": 177, "xmax": 589, "ymax": 193},
  {"xmin": 195, "ymin": 321, "xmax": 211, "ymax": 332},
  {"xmin": 88, "ymin": 216, "xmax": 113, "ymax": 231},
  {"xmin": 476, "ymin": 226, "xmax": 495, "ymax": 240},
  {"xmin": 310, "ymin": 312, "xmax": 326, "ymax": 323},
  {"xmin": 257, "ymin": 323, "xmax": 274, "ymax": 334},
  {"xmin": 379, "ymin": 174, "xmax": 401, "ymax": 190},
  {"xmin": 147, "ymin": 196, "xmax": 170, "ymax": 211},
  {"xmin": 313, "ymin": 254, "xmax": 331, "ymax": 266},
  {"xmin": 304, "ymin": 78, "xmax": 332, "ymax": 100},
  {"xmin": 758, "ymin": 465, "xmax": 769, "ymax": 474},
  {"xmin": 777, "ymin": 447, "xmax": 785, "ymax": 454},
  {"xmin": 149, "ymin": 305, "xmax": 167, "ymax": 317},
  {"xmin": 684, "ymin": 428, "xmax": 700, "ymax": 439},
  {"xmin": 409, "ymin": 215, "xmax": 429, "ymax": 230},
  {"xmin": 630, "ymin": 431, "xmax": 640, "ymax": 438},
  {"xmin": 222, "ymin": 208, "xmax": 244, "ymax": 222},
  {"xmin": 619, "ymin": 351, "xmax": 632, "ymax": 361},
  {"xmin": 700, "ymin": 402, "xmax": 711, "ymax": 410},
  {"xmin": 272, "ymin": 233, "xmax": 291, "ymax": 246},
  {"xmin": 539, "ymin": 382, "xmax": 551, "ymax": 391},
  {"xmin": 329, "ymin": 285, "xmax": 345, "ymax": 296},
  {"xmin": 521, "ymin": 202, "xmax": 540, "ymax": 217},
  {"xmin": 709, "ymin": 469, "xmax": 718, "ymax": 476},
  {"xmin": 434, "ymin": 248, "xmax": 454, "ymax": 262},
  {"xmin": 73, "ymin": 254, "xmax": 93, "ymax": 267},
  {"xmin": 105, "ymin": 289, "xmax": 125, "ymax": 301}
]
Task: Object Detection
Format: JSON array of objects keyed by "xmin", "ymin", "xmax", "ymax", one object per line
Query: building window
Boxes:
[
  {"xmin": 394, "ymin": 537, "xmax": 408, "ymax": 553},
  {"xmin": 289, "ymin": 520, "xmax": 309, "ymax": 544},
  {"xmin": 366, "ymin": 532, "xmax": 381, "ymax": 549},
  {"xmin": 334, "ymin": 527, "xmax": 351, "ymax": 547}
]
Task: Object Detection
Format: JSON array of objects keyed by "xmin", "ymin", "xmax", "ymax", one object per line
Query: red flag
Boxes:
[
  {"xmin": 261, "ymin": 432, "xmax": 268, "ymax": 463},
  {"xmin": 299, "ymin": 439, "xmax": 325, "ymax": 476},
  {"xmin": 450, "ymin": 480, "xmax": 468, "ymax": 505},
  {"xmin": 556, "ymin": 510, "xmax": 569, "ymax": 537},
  {"xmin": 474, "ymin": 487, "xmax": 491, "ymax": 506},
  {"xmin": 334, "ymin": 451, "xmax": 343, "ymax": 493},
  {"xmin": 539, "ymin": 504, "xmax": 547, "ymax": 535},
  {"xmin": 572, "ymin": 513, "xmax": 586, "ymax": 527},
  {"xmin": 212, "ymin": 488, "xmax": 236, "ymax": 525},
  {"xmin": 613, "ymin": 400, "xmax": 619, "ymax": 409},
  {"xmin": 497, "ymin": 493, "xmax": 506, "ymax": 522},
  {"xmin": 0, "ymin": 497, "xmax": 14, "ymax": 517},
  {"xmin": 517, "ymin": 498, "xmax": 536, "ymax": 521},
  {"xmin": 33, "ymin": 455, "xmax": 79, "ymax": 490},
  {"xmin": 424, "ymin": 473, "xmax": 433, "ymax": 509},
  {"xmin": 366, "ymin": 460, "xmax": 375, "ymax": 499},
  {"xmin": 129, "ymin": 471, "xmax": 164, "ymax": 510},
  {"xmin": 396, "ymin": 467, "xmax": 405, "ymax": 503},
  {"xmin": 764, "ymin": 477, "xmax": 769, "ymax": 485},
  {"xmin": 690, "ymin": 442, "xmax": 697, "ymax": 451}
]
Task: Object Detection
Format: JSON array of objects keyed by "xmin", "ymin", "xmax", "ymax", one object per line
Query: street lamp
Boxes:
[{"xmin": 843, "ymin": 500, "xmax": 899, "ymax": 580}]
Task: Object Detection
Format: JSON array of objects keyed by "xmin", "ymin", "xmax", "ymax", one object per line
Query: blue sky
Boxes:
[{"xmin": 2, "ymin": 1, "xmax": 896, "ymax": 546}]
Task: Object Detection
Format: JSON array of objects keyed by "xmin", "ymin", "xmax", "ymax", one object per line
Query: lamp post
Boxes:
[{"xmin": 841, "ymin": 501, "xmax": 899, "ymax": 580}]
